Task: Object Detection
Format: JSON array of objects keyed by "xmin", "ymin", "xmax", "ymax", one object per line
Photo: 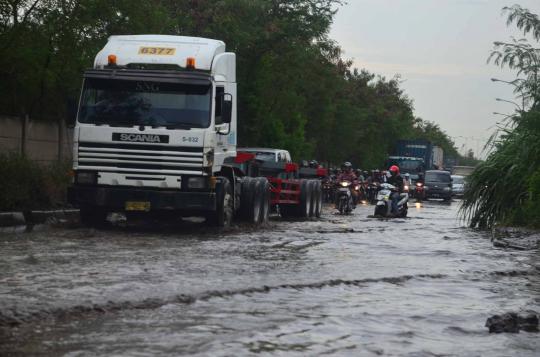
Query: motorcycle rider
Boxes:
[
  {"xmin": 336, "ymin": 162, "xmax": 358, "ymax": 206},
  {"xmin": 387, "ymin": 165, "xmax": 405, "ymax": 216},
  {"xmin": 337, "ymin": 162, "xmax": 357, "ymax": 182},
  {"xmin": 416, "ymin": 172, "xmax": 425, "ymax": 185}
]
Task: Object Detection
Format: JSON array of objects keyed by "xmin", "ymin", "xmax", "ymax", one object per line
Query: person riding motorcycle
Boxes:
[
  {"xmin": 337, "ymin": 162, "xmax": 357, "ymax": 182},
  {"xmin": 387, "ymin": 165, "xmax": 405, "ymax": 215},
  {"xmin": 336, "ymin": 162, "xmax": 359, "ymax": 206}
]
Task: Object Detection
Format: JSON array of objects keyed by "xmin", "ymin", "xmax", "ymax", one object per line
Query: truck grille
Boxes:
[{"xmin": 77, "ymin": 142, "xmax": 205, "ymax": 175}]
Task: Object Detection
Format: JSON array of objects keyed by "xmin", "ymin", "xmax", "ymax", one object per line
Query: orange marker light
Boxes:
[
  {"xmin": 108, "ymin": 54, "xmax": 117, "ymax": 65},
  {"xmin": 186, "ymin": 57, "xmax": 196, "ymax": 69}
]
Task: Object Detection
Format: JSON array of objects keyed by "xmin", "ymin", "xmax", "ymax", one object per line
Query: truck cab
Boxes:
[{"xmin": 68, "ymin": 35, "xmax": 240, "ymax": 226}]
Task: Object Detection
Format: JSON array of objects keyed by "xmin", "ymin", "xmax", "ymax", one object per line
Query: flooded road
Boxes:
[{"xmin": 1, "ymin": 201, "xmax": 539, "ymax": 356}]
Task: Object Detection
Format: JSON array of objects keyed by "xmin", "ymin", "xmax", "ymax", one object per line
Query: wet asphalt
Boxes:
[{"xmin": 1, "ymin": 200, "xmax": 539, "ymax": 356}]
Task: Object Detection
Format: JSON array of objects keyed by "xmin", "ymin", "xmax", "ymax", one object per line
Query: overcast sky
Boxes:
[{"xmin": 330, "ymin": 0, "xmax": 540, "ymax": 157}]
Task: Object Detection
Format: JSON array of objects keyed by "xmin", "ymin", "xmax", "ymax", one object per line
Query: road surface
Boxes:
[{"xmin": 1, "ymin": 201, "xmax": 539, "ymax": 356}]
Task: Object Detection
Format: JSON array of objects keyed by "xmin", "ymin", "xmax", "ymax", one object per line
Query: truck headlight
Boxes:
[
  {"xmin": 444, "ymin": 187, "xmax": 451, "ymax": 191},
  {"xmin": 76, "ymin": 171, "xmax": 97, "ymax": 185},
  {"xmin": 187, "ymin": 177, "xmax": 206, "ymax": 189}
]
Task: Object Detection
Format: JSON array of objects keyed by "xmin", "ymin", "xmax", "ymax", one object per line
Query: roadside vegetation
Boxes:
[
  {"xmin": 0, "ymin": 153, "xmax": 71, "ymax": 211},
  {"xmin": 0, "ymin": 0, "xmax": 472, "ymax": 168},
  {"xmin": 462, "ymin": 5, "xmax": 540, "ymax": 229}
]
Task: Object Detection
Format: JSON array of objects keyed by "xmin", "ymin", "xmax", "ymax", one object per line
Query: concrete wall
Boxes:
[{"xmin": 0, "ymin": 116, "xmax": 73, "ymax": 163}]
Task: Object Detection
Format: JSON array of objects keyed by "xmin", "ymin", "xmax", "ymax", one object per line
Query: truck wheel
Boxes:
[
  {"xmin": 308, "ymin": 181, "xmax": 317, "ymax": 217},
  {"xmin": 80, "ymin": 206, "xmax": 107, "ymax": 228},
  {"xmin": 208, "ymin": 177, "xmax": 233, "ymax": 227},
  {"xmin": 314, "ymin": 180, "xmax": 323, "ymax": 218},
  {"xmin": 257, "ymin": 177, "xmax": 270, "ymax": 224},
  {"xmin": 239, "ymin": 177, "xmax": 262, "ymax": 224},
  {"xmin": 297, "ymin": 180, "xmax": 312, "ymax": 218}
]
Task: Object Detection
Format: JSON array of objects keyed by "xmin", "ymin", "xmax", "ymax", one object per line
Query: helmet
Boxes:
[
  {"xmin": 309, "ymin": 160, "xmax": 319, "ymax": 168},
  {"xmin": 342, "ymin": 162, "xmax": 352, "ymax": 171},
  {"xmin": 405, "ymin": 173, "xmax": 410, "ymax": 178},
  {"xmin": 363, "ymin": 170, "xmax": 369, "ymax": 177},
  {"xmin": 389, "ymin": 165, "xmax": 400, "ymax": 176}
]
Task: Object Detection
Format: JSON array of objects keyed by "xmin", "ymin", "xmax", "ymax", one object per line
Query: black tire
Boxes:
[
  {"xmin": 207, "ymin": 177, "xmax": 234, "ymax": 227},
  {"xmin": 314, "ymin": 180, "xmax": 323, "ymax": 218},
  {"xmin": 308, "ymin": 180, "xmax": 317, "ymax": 218},
  {"xmin": 338, "ymin": 196, "xmax": 346, "ymax": 215},
  {"xmin": 257, "ymin": 177, "xmax": 270, "ymax": 224},
  {"xmin": 297, "ymin": 180, "xmax": 312, "ymax": 218},
  {"xmin": 374, "ymin": 204, "xmax": 386, "ymax": 217},
  {"xmin": 80, "ymin": 206, "xmax": 107, "ymax": 228},
  {"xmin": 239, "ymin": 177, "xmax": 263, "ymax": 224},
  {"xmin": 399, "ymin": 208, "xmax": 408, "ymax": 218}
]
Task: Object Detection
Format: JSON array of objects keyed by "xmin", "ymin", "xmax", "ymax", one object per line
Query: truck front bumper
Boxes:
[{"xmin": 68, "ymin": 186, "xmax": 216, "ymax": 211}]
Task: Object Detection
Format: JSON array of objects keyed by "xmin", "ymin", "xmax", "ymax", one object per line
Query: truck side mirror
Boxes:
[{"xmin": 222, "ymin": 93, "xmax": 233, "ymax": 124}]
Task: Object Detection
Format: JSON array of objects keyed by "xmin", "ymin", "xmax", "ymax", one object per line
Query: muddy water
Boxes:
[{"xmin": 1, "ymin": 201, "xmax": 539, "ymax": 356}]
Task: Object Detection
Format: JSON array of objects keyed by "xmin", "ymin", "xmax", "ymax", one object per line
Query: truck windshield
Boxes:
[
  {"xmin": 387, "ymin": 158, "xmax": 425, "ymax": 173},
  {"xmin": 78, "ymin": 78, "xmax": 211, "ymax": 128}
]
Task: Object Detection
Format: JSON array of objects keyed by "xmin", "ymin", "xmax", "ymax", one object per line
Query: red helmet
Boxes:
[{"xmin": 389, "ymin": 165, "xmax": 400, "ymax": 175}]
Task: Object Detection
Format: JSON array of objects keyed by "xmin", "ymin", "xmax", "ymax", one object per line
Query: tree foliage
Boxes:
[
  {"xmin": 462, "ymin": 4, "xmax": 540, "ymax": 229},
  {"xmin": 0, "ymin": 0, "xmax": 461, "ymax": 167}
]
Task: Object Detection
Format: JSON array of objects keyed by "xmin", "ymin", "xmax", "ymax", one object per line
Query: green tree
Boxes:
[{"xmin": 462, "ymin": 4, "xmax": 540, "ymax": 228}]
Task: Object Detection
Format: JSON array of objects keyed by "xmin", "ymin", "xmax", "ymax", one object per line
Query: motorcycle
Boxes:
[
  {"xmin": 374, "ymin": 183, "xmax": 409, "ymax": 218},
  {"xmin": 414, "ymin": 182, "xmax": 425, "ymax": 202},
  {"xmin": 366, "ymin": 182, "xmax": 380, "ymax": 204},
  {"xmin": 336, "ymin": 180, "xmax": 354, "ymax": 215},
  {"xmin": 322, "ymin": 177, "xmax": 335, "ymax": 203}
]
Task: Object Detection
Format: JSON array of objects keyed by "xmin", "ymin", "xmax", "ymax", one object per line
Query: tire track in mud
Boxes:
[{"xmin": 0, "ymin": 273, "xmax": 447, "ymax": 329}]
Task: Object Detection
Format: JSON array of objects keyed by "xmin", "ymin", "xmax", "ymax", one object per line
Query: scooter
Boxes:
[
  {"xmin": 336, "ymin": 180, "xmax": 354, "ymax": 215},
  {"xmin": 374, "ymin": 183, "xmax": 408, "ymax": 218}
]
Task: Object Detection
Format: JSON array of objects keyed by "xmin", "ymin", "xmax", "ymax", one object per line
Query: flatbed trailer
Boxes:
[{"xmin": 234, "ymin": 152, "xmax": 323, "ymax": 219}]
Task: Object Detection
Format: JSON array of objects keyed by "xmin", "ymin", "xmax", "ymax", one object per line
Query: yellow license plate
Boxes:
[
  {"xmin": 125, "ymin": 201, "xmax": 151, "ymax": 211},
  {"xmin": 138, "ymin": 47, "xmax": 176, "ymax": 55}
]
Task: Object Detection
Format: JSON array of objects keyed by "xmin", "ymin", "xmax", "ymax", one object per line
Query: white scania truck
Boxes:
[{"xmin": 68, "ymin": 35, "xmax": 272, "ymax": 227}]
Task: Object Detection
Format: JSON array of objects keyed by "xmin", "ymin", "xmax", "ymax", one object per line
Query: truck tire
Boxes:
[
  {"xmin": 257, "ymin": 177, "xmax": 270, "ymax": 224},
  {"xmin": 308, "ymin": 180, "xmax": 317, "ymax": 217},
  {"xmin": 313, "ymin": 180, "xmax": 323, "ymax": 218},
  {"xmin": 207, "ymin": 177, "xmax": 233, "ymax": 227},
  {"xmin": 239, "ymin": 177, "xmax": 263, "ymax": 224},
  {"xmin": 80, "ymin": 206, "xmax": 107, "ymax": 228},
  {"xmin": 297, "ymin": 180, "xmax": 312, "ymax": 218}
]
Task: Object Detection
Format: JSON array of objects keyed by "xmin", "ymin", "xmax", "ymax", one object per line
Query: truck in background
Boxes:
[
  {"xmin": 67, "ymin": 35, "xmax": 322, "ymax": 228},
  {"xmin": 387, "ymin": 139, "xmax": 444, "ymax": 175}
]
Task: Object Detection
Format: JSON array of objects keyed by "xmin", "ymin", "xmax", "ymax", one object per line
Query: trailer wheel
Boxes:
[
  {"xmin": 207, "ymin": 177, "xmax": 233, "ymax": 227},
  {"xmin": 80, "ymin": 206, "xmax": 107, "ymax": 228},
  {"xmin": 308, "ymin": 180, "xmax": 317, "ymax": 217},
  {"xmin": 239, "ymin": 177, "xmax": 263, "ymax": 224},
  {"xmin": 313, "ymin": 180, "xmax": 323, "ymax": 218},
  {"xmin": 257, "ymin": 177, "xmax": 270, "ymax": 224},
  {"xmin": 297, "ymin": 180, "xmax": 312, "ymax": 218}
]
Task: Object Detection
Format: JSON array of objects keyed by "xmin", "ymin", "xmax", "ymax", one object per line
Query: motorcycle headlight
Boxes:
[
  {"xmin": 354, "ymin": 185, "xmax": 360, "ymax": 190},
  {"xmin": 416, "ymin": 182, "xmax": 423, "ymax": 187},
  {"xmin": 404, "ymin": 185, "xmax": 409, "ymax": 191},
  {"xmin": 340, "ymin": 181, "xmax": 349, "ymax": 187}
]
